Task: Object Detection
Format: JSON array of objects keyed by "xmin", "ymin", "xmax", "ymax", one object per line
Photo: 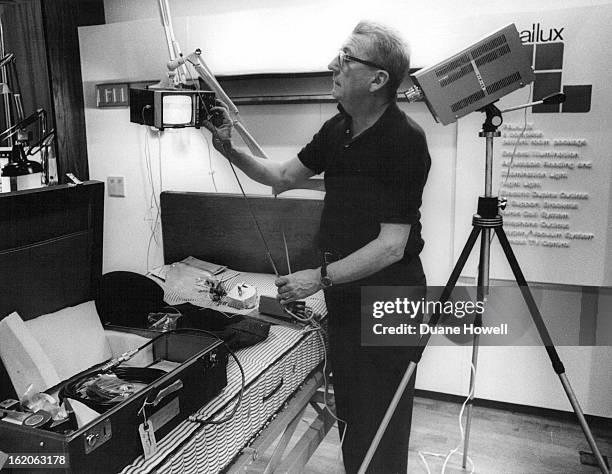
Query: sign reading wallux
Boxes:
[{"xmin": 454, "ymin": 6, "xmax": 612, "ymax": 286}]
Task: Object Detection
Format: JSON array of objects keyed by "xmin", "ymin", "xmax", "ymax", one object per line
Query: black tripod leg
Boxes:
[
  {"xmin": 357, "ymin": 226, "xmax": 483, "ymax": 474},
  {"xmin": 426, "ymin": 226, "xmax": 483, "ymax": 335},
  {"xmin": 495, "ymin": 227, "xmax": 610, "ymax": 474}
]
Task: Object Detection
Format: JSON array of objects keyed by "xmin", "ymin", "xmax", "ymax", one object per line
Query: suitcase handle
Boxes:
[
  {"xmin": 152, "ymin": 379, "xmax": 184, "ymax": 407},
  {"xmin": 262, "ymin": 377, "xmax": 284, "ymax": 402}
]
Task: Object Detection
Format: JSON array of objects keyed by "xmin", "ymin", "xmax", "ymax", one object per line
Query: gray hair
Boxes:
[{"xmin": 352, "ymin": 21, "xmax": 410, "ymax": 99}]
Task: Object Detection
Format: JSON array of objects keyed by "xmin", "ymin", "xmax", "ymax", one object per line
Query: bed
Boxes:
[{"xmin": 119, "ymin": 191, "xmax": 331, "ymax": 473}]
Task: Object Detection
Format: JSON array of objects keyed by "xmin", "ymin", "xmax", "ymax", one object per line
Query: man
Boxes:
[{"xmin": 205, "ymin": 21, "xmax": 431, "ymax": 473}]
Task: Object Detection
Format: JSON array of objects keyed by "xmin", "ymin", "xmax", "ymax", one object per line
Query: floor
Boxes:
[{"xmin": 264, "ymin": 395, "xmax": 612, "ymax": 474}]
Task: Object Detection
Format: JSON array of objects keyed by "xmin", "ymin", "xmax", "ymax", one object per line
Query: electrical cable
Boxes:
[
  {"xmin": 160, "ymin": 304, "xmax": 239, "ymax": 322},
  {"xmin": 310, "ymin": 321, "xmax": 348, "ymax": 459},
  {"xmin": 58, "ymin": 330, "xmax": 171, "ymax": 409},
  {"xmin": 499, "ymin": 84, "xmax": 533, "ymax": 195},
  {"xmin": 226, "ymin": 156, "xmax": 281, "ymax": 276},
  {"xmin": 170, "ymin": 59, "xmax": 330, "ymax": 437},
  {"xmin": 180, "ymin": 57, "xmax": 281, "ymax": 277},
  {"xmin": 133, "ymin": 327, "xmax": 247, "ymax": 473},
  {"xmin": 205, "ymin": 134, "xmax": 219, "ymax": 192},
  {"xmin": 184, "ymin": 61, "xmax": 219, "ymax": 192},
  {"xmin": 142, "ymin": 305, "xmax": 245, "ymax": 426},
  {"xmin": 281, "ymin": 303, "xmax": 316, "ymax": 325},
  {"xmin": 142, "ymin": 108, "xmax": 160, "ymax": 217},
  {"xmin": 167, "ymin": 327, "xmax": 245, "ymax": 426},
  {"xmin": 489, "ymin": 83, "xmax": 533, "ymax": 246},
  {"xmin": 143, "ymin": 107, "xmax": 163, "ymax": 273},
  {"xmin": 58, "ymin": 327, "xmax": 244, "ymax": 427},
  {"xmin": 62, "ymin": 367, "xmax": 166, "ymax": 412},
  {"xmin": 417, "ymin": 362, "xmax": 477, "ymax": 474},
  {"xmin": 293, "ymin": 312, "xmax": 348, "ymax": 459}
]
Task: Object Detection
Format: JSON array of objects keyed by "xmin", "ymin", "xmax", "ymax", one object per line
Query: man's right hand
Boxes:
[{"xmin": 203, "ymin": 99, "xmax": 233, "ymax": 155}]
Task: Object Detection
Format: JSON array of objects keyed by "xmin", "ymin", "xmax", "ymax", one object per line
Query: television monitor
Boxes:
[{"xmin": 129, "ymin": 88, "xmax": 216, "ymax": 130}]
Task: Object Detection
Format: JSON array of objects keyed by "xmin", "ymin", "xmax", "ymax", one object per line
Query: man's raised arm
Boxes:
[{"xmin": 203, "ymin": 101, "xmax": 315, "ymax": 192}]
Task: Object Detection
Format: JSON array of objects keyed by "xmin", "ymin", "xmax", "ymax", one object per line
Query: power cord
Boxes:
[
  {"xmin": 143, "ymin": 111, "xmax": 163, "ymax": 273},
  {"xmin": 181, "ymin": 328, "xmax": 246, "ymax": 425},
  {"xmin": 59, "ymin": 330, "xmax": 171, "ymax": 410},
  {"xmin": 498, "ymin": 84, "xmax": 533, "ymax": 196},
  {"xmin": 153, "ymin": 324, "xmax": 246, "ymax": 426},
  {"xmin": 183, "ymin": 64, "xmax": 220, "ymax": 192},
  {"xmin": 489, "ymin": 83, "xmax": 533, "ymax": 246},
  {"xmin": 182, "ymin": 60, "xmax": 281, "ymax": 277},
  {"xmin": 296, "ymin": 315, "xmax": 348, "ymax": 459},
  {"xmin": 418, "ymin": 362, "xmax": 476, "ymax": 474}
]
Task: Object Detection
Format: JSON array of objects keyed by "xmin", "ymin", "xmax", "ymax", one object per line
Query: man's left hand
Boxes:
[{"xmin": 275, "ymin": 269, "xmax": 321, "ymax": 304}]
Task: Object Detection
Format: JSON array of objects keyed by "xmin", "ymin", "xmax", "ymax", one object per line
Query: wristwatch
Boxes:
[{"xmin": 320, "ymin": 262, "xmax": 333, "ymax": 289}]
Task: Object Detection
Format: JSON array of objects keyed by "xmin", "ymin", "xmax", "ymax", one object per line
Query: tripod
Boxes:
[{"xmin": 358, "ymin": 103, "xmax": 610, "ymax": 474}]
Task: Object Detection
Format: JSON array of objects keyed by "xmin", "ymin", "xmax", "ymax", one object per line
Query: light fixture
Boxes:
[
  {"xmin": 0, "ymin": 143, "xmax": 43, "ymax": 191},
  {"xmin": 0, "ymin": 109, "xmax": 47, "ymax": 191}
]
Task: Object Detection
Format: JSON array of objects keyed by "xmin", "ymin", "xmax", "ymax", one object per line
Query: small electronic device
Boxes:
[
  {"xmin": 226, "ymin": 283, "xmax": 258, "ymax": 310},
  {"xmin": 259, "ymin": 295, "xmax": 295, "ymax": 322},
  {"xmin": 129, "ymin": 87, "xmax": 216, "ymax": 130},
  {"xmin": 258, "ymin": 296, "xmax": 311, "ymax": 324},
  {"xmin": 408, "ymin": 23, "xmax": 535, "ymax": 125}
]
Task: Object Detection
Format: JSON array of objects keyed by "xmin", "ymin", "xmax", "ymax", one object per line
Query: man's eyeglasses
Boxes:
[{"xmin": 336, "ymin": 50, "xmax": 386, "ymax": 71}]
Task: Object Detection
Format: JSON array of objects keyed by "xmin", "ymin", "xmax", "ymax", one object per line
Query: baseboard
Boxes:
[{"xmin": 415, "ymin": 389, "xmax": 612, "ymax": 431}]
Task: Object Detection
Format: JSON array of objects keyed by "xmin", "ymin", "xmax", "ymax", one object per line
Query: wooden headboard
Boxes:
[
  {"xmin": 160, "ymin": 192, "xmax": 324, "ymax": 274},
  {"xmin": 0, "ymin": 181, "xmax": 104, "ymax": 321}
]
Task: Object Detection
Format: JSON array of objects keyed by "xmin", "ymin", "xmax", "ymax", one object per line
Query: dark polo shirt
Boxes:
[{"xmin": 298, "ymin": 102, "xmax": 431, "ymax": 262}]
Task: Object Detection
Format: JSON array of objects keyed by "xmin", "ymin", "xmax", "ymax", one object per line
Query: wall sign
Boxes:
[{"xmin": 96, "ymin": 83, "xmax": 129, "ymax": 107}]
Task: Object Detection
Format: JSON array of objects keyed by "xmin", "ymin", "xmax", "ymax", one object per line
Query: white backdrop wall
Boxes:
[{"xmin": 81, "ymin": 0, "xmax": 612, "ymax": 416}]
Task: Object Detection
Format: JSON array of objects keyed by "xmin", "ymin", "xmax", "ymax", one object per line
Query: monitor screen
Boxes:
[
  {"xmin": 129, "ymin": 88, "xmax": 216, "ymax": 130},
  {"xmin": 162, "ymin": 95, "xmax": 193, "ymax": 126}
]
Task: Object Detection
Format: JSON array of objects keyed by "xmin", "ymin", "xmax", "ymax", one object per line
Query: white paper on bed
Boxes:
[{"xmin": 162, "ymin": 263, "xmax": 256, "ymax": 315}]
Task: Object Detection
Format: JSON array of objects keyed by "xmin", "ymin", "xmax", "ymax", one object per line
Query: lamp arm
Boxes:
[
  {"xmin": 26, "ymin": 129, "xmax": 55, "ymax": 156},
  {"xmin": 157, "ymin": 0, "xmax": 187, "ymax": 85},
  {"xmin": 501, "ymin": 92, "xmax": 566, "ymax": 114},
  {"xmin": 168, "ymin": 50, "xmax": 269, "ymax": 159},
  {"xmin": 0, "ymin": 52, "xmax": 13, "ymax": 68},
  {"xmin": 0, "ymin": 108, "xmax": 44, "ymax": 144},
  {"xmin": 0, "ymin": 52, "xmax": 25, "ymax": 123}
]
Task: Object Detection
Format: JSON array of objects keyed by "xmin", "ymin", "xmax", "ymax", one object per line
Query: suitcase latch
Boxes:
[{"xmin": 83, "ymin": 418, "xmax": 112, "ymax": 454}]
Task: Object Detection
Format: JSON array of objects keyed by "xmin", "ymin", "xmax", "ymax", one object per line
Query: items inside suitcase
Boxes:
[{"xmin": 0, "ymin": 328, "xmax": 230, "ymax": 436}]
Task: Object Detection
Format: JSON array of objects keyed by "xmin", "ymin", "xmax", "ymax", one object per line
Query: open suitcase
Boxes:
[
  {"xmin": 0, "ymin": 326, "xmax": 228, "ymax": 473},
  {"xmin": 0, "ymin": 183, "xmax": 229, "ymax": 473}
]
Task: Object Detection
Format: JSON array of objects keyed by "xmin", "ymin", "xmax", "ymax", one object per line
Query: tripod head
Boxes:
[
  {"xmin": 475, "ymin": 91, "xmax": 566, "ymax": 200},
  {"xmin": 477, "ymin": 92, "xmax": 566, "ymax": 135},
  {"xmin": 479, "ymin": 102, "xmax": 503, "ymax": 134}
]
